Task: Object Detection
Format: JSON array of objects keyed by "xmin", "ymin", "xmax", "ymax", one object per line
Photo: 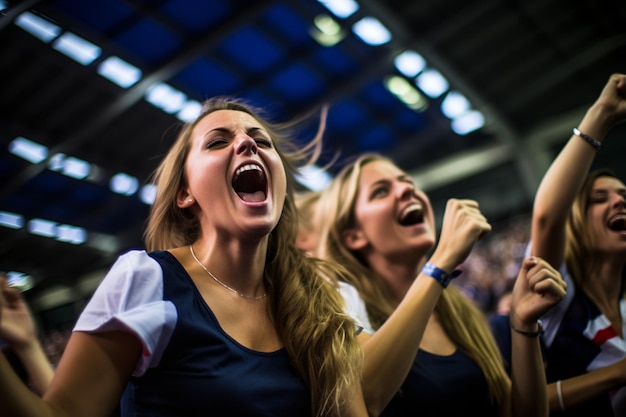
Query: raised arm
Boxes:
[
  {"xmin": 531, "ymin": 73, "xmax": 626, "ymax": 267},
  {"xmin": 359, "ymin": 198, "xmax": 491, "ymax": 416},
  {"xmin": 507, "ymin": 257, "xmax": 567, "ymax": 417},
  {"xmin": 0, "ymin": 282, "xmax": 54, "ymax": 395}
]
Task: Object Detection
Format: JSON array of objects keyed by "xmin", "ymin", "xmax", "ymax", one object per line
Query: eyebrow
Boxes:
[{"xmin": 207, "ymin": 126, "xmax": 267, "ymax": 136}]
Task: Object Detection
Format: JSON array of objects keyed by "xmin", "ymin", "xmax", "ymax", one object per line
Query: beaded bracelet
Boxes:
[
  {"xmin": 573, "ymin": 127, "xmax": 601, "ymax": 150},
  {"xmin": 421, "ymin": 262, "xmax": 462, "ymax": 288},
  {"xmin": 510, "ymin": 320, "xmax": 543, "ymax": 337}
]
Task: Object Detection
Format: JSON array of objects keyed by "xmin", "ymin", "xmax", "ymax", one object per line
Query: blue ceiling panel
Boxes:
[
  {"xmin": 217, "ymin": 26, "xmax": 285, "ymax": 73},
  {"xmin": 395, "ymin": 106, "xmax": 428, "ymax": 133},
  {"xmin": 52, "ymin": 0, "xmax": 134, "ymax": 32},
  {"xmin": 270, "ymin": 63, "xmax": 324, "ymax": 101},
  {"xmin": 262, "ymin": 3, "xmax": 317, "ymax": 48},
  {"xmin": 175, "ymin": 57, "xmax": 241, "ymax": 98},
  {"xmin": 115, "ymin": 18, "xmax": 182, "ymax": 65},
  {"xmin": 313, "ymin": 46, "xmax": 358, "ymax": 76},
  {"xmin": 326, "ymin": 99, "xmax": 369, "ymax": 133},
  {"xmin": 161, "ymin": 0, "xmax": 232, "ymax": 32},
  {"xmin": 355, "ymin": 123, "xmax": 395, "ymax": 152},
  {"xmin": 360, "ymin": 80, "xmax": 399, "ymax": 112}
]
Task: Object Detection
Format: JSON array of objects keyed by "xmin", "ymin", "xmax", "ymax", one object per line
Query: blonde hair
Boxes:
[
  {"xmin": 317, "ymin": 153, "xmax": 509, "ymax": 406},
  {"xmin": 295, "ymin": 190, "xmax": 322, "ymax": 233},
  {"xmin": 565, "ymin": 169, "xmax": 626, "ymax": 289},
  {"xmin": 144, "ymin": 97, "xmax": 362, "ymax": 416}
]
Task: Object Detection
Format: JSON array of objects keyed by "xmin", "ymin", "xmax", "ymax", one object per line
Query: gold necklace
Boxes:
[{"xmin": 189, "ymin": 245, "xmax": 267, "ymax": 301}]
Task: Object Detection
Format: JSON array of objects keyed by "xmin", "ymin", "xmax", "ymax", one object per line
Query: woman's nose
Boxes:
[
  {"xmin": 397, "ymin": 182, "xmax": 414, "ymax": 200},
  {"xmin": 235, "ymin": 135, "xmax": 258, "ymax": 155}
]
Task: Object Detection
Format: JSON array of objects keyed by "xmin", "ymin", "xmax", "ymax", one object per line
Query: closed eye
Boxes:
[
  {"xmin": 254, "ymin": 137, "xmax": 272, "ymax": 148},
  {"xmin": 206, "ymin": 138, "xmax": 228, "ymax": 149}
]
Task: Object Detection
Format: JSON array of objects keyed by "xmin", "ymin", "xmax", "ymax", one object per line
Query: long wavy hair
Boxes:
[
  {"xmin": 143, "ymin": 98, "xmax": 362, "ymax": 417},
  {"xmin": 316, "ymin": 153, "xmax": 510, "ymax": 406},
  {"xmin": 565, "ymin": 168, "xmax": 626, "ymax": 292}
]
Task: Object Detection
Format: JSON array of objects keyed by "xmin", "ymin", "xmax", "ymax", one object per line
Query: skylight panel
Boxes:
[
  {"xmin": 15, "ymin": 11, "xmax": 61, "ymax": 43},
  {"xmin": 394, "ymin": 50, "xmax": 426, "ymax": 77},
  {"xmin": 9, "ymin": 136, "xmax": 48, "ymax": 163},
  {"xmin": 53, "ymin": 32, "xmax": 101, "ymax": 65},
  {"xmin": 317, "ymin": 0, "xmax": 359, "ymax": 19},
  {"xmin": 416, "ymin": 69, "xmax": 449, "ymax": 98},
  {"xmin": 352, "ymin": 17, "xmax": 391, "ymax": 46},
  {"xmin": 97, "ymin": 56, "xmax": 142, "ymax": 88}
]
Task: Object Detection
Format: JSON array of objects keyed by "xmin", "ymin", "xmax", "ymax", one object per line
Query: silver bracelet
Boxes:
[
  {"xmin": 573, "ymin": 127, "xmax": 601, "ymax": 150},
  {"xmin": 556, "ymin": 380, "xmax": 565, "ymax": 411}
]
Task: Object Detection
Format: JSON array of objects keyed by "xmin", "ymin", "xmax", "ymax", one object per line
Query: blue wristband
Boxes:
[{"xmin": 421, "ymin": 262, "xmax": 462, "ymax": 288}]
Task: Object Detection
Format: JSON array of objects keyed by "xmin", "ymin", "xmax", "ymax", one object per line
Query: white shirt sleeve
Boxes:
[
  {"xmin": 73, "ymin": 250, "xmax": 177, "ymax": 376},
  {"xmin": 336, "ymin": 281, "xmax": 375, "ymax": 335}
]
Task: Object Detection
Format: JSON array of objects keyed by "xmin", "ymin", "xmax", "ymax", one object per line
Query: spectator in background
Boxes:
[
  {"xmin": 0, "ymin": 272, "xmax": 54, "ymax": 396},
  {"xmin": 529, "ymin": 73, "xmax": 626, "ymax": 416}
]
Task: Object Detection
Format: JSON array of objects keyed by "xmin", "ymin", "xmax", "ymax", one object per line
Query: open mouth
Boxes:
[
  {"xmin": 398, "ymin": 203, "xmax": 424, "ymax": 226},
  {"xmin": 232, "ymin": 163, "xmax": 267, "ymax": 203},
  {"xmin": 608, "ymin": 214, "xmax": 626, "ymax": 232}
]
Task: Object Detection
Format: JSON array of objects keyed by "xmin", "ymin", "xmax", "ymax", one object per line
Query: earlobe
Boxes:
[
  {"xmin": 176, "ymin": 190, "xmax": 194, "ymax": 208},
  {"xmin": 343, "ymin": 228, "xmax": 368, "ymax": 251}
]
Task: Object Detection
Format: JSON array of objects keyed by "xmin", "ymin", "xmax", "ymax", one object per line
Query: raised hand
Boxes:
[
  {"xmin": 510, "ymin": 256, "xmax": 567, "ymax": 327},
  {"xmin": 431, "ymin": 198, "xmax": 492, "ymax": 270}
]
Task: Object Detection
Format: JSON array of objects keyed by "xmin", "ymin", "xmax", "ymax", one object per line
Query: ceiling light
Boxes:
[
  {"xmin": 56, "ymin": 224, "xmax": 87, "ymax": 245},
  {"xmin": 97, "ymin": 56, "xmax": 142, "ymax": 88},
  {"xmin": 311, "ymin": 14, "xmax": 344, "ymax": 47},
  {"xmin": 53, "ymin": 32, "xmax": 101, "ymax": 65},
  {"xmin": 140, "ymin": 184, "xmax": 157, "ymax": 205},
  {"xmin": 441, "ymin": 91, "xmax": 470, "ymax": 119},
  {"xmin": 15, "ymin": 11, "xmax": 61, "ymax": 43},
  {"xmin": 145, "ymin": 83, "xmax": 188, "ymax": 114},
  {"xmin": 177, "ymin": 100, "xmax": 203, "ymax": 122},
  {"xmin": 6, "ymin": 271, "xmax": 34, "ymax": 292},
  {"xmin": 0, "ymin": 211, "xmax": 24, "ymax": 229},
  {"xmin": 352, "ymin": 17, "xmax": 391, "ymax": 46},
  {"xmin": 451, "ymin": 110, "xmax": 485, "ymax": 135},
  {"xmin": 317, "ymin": 0, "xmax": 359, "ymax": 19},
  {"xmin": 48, "ymin": 153, "xmax": 91, "ymax": 180},
  {"xmin": 394, "ymin": 50, "xmax": 426, "ymax": 77},
  {"xmin": 28, "ymin": 218, "xmax": 56, "ymax": 238},
  {"xmin": 110, "ymin": 173, "xmax": 139, "ymax": 196},
  {"xmin": 9, "ymin": 136, "xmax": 48, "ymax": 163},
  {"xmin": 415, "ymin": 69, "xmax": 449, "ymax": 98},
  {"xmin": 295, "ymin": 165, "xmax": 332, "ymax": 191},
  {"xmin": 384, "ymin": 76, "xmax": 428, "ymax": 112}
]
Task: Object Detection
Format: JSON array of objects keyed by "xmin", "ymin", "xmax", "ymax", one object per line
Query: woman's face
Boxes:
[
  {"xmin": 348, "ymin": 159, "xmax": 436, "ymax": 261},
  {"xmin": 180, "ymin": 109, "xmax": 287, "ymax": 240},
  {"xmin": 586, "ymin": 176, "xmax": 626, "ymax": 254}
]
